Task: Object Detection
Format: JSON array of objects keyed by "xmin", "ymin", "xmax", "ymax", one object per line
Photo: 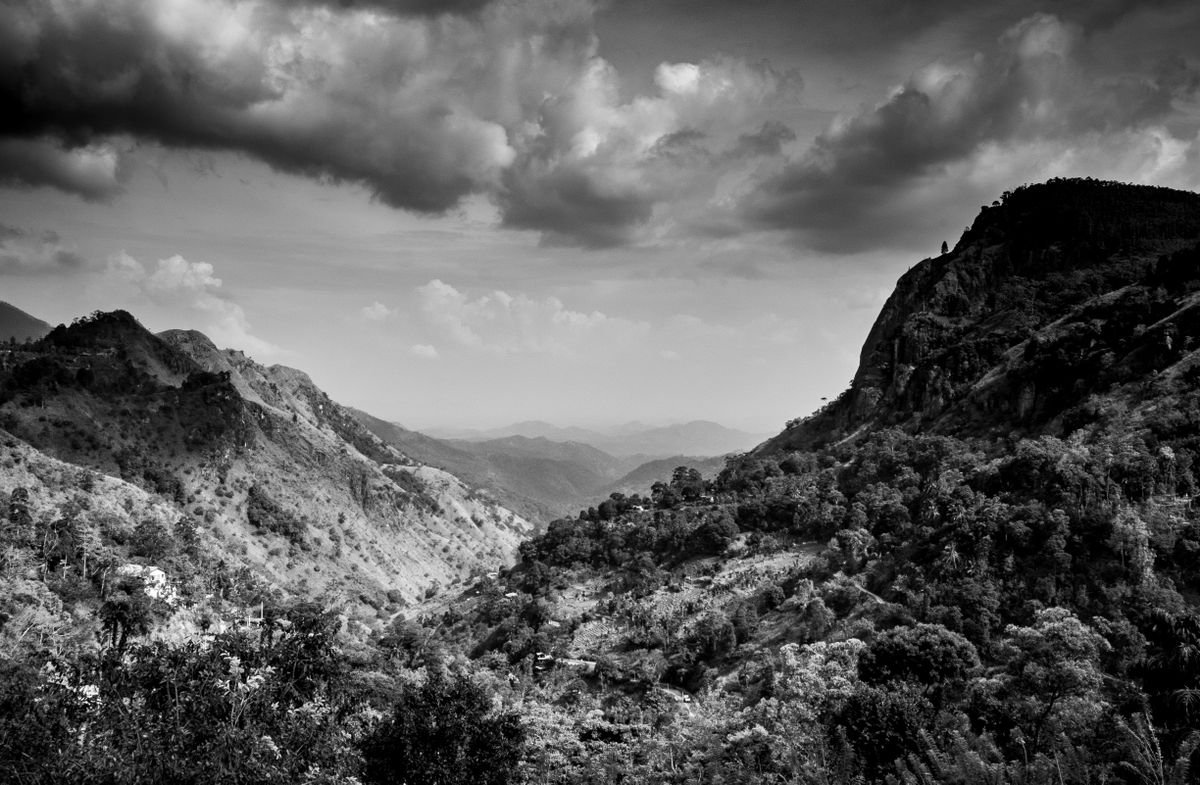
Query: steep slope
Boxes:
[
  {"xmin": 762, "ymin": 178, "xmax": 1200, "ymax": 453},
  {"xmin": 0, "ymin": 312, "xmax": 532, "ymax": 629},
  {"xmin": 0, "ymin": 301, "xmax": 51, "ymax": 343},
  {"xmin": 351, "ymin": 409, "xmax": 564, "ymax": 523}
]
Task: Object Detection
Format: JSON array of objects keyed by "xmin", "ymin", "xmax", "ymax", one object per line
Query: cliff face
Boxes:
[{"xmin": 762, "ymin": 179, "xmax": 1200, "ymax": 453}]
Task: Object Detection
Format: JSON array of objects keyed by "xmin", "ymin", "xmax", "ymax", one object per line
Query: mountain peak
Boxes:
[
  {"xmin": 45, "ymin": 310, "xmax": 199, "ymax": 385},
  {"xmin": 761, "ymin": 178, "xmax": 1200, "ymax": 454},
  {"xmin": 0, "ymin": 301, "xmax": 51, "ymax": 343},
  {"xmin": 157, "ymin": 328, "xmax": 219, "ymax": 352}
]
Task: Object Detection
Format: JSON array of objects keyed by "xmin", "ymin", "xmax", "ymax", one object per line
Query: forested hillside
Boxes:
[{"xmin": 3, "ymin": 179, "xmax": 1200, "ymax": 784}]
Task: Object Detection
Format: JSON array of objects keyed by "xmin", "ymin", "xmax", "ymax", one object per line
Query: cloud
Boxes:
[
  {"xmin": 0, "ymin": 224, "xmax": 89, "ymax": 275},
  {"xmin": 0, "ymin": 0, "xmax": 593, "ymax": 212},
  {"xmin": 361, "ymin": 301, "xmax": 396, "ymax": 321},
  {"xmin": 295, "ymin": 0, "xmax": 497, "ymax": 17},
  {"xmin": 0, "ymin": 0, "xmax": 796, "ymax": 247},
  {"xmin": 742, "ymin": 12, "xmax": 1200, "ymax": 253},
  {"xmin": 499, "ymin": 56, "xmax": 795, "ymax": 246},
  {"xmin": 409, "ymin": 343, "xmax": 439, "ymax": 359},
  {"xmin": 107, "ymin": 252, "xmax": 281, "ymax": 357},
  {"xmin": 0, "ymin": 138, "xmax": 127, "ymax": 200},
  {"xmin": 415, "ymin": 279, "xmax": 648, "ymax": 356}
]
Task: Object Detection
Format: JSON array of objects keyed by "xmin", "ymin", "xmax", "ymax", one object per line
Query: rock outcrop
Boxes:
[{"xmin": 761, "ymin": 178, "xmax": 1200, "ymax": 453}]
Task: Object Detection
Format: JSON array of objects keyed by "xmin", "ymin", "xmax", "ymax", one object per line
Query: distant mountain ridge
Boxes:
[
  {"xmin": 351, "ymin": 410, "xmax": 636, "ymax": 523},
  {"xmin": 595, "ymin": 454, "xmax": 726, "ymax": 500},
  {"xmin": 426, "ymin": 418, "xmax": 767, "ymax": 458},
  {"xmin": 0, "ymin": 300, "xmax": 51, "ymax": 342},
  {"xmin": 355, "ymin": 413, "xmax": 748, "ymax": 524}
]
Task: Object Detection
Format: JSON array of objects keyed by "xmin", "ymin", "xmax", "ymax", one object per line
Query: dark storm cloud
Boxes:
[
  {"xmin": 742, "ymin": 13, "xmax": 1200, "ymax": 253},
  {"xmin": 0, "ymin": 0, "xmax": 598, "ymax": 214},
  {"xmin": 0, "ymin": 0, "xmax": 787, "ymax": 248},
  {"xmin": 499, "ymin": 163, "xmax": 656, "ymax": 248},
  {"xmin": 730, "ymin": 122, "xmax": 796, "ymax": 159},
  {"xmin": 0, "ymin": 138, "xmax": 127, "ymax": 201}
]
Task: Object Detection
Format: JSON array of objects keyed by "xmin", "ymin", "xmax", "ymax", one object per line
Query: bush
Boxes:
[
  {"xmin": 361, "ymin": 670, "xmax": 524, "ymax": 785},
  {"xmin": 246, "ymin": 485, "xmax": 306, "ymax": 545}
]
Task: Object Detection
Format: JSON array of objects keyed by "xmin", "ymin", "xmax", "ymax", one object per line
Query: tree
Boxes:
[
  {"xmin": 689, "ymin": 516, "xmax": 739, "ymax": 555},
  {"xmin": 362, "ymin": 670, "xmax": 524, "ymax": 785},
  {"xmin": 98, "ymin": 578, "xmax": 154, "ymax": 653},
  {"xmin": 941, "ymin": 240, "xmax": 949, "ymax": 254},
  {"xmin": 836, "ymin": 684, "xmax": 935, "ymax": 781},
  {"xmin": 989, "ymin": 607, "xmax": 1109, "ymax": 755},
  {"xmin": 670, "ymin": 466, "xmax": 706, "ymax": 501},
  {"xmin": 858, "ymin": 623, "xmax": 979, "ymax": 706},
  {"xmin": 6, "ymin": 487, "xmax": 32, "ymax": 539}
]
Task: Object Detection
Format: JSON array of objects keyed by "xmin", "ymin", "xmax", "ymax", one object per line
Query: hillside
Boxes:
[
  {"xmin": 405, "ymin": 179, "xmax": 1200, "ymax": 783},
  {"xmin": 352, "ymin": 409, "xmax": 629, "ymax": 523},
  {"xmin": 0, "ymin": 301, "xmax": 50, "ymax": 343},
  {"xmin": 0, "ymin": 312, "xmax": 532, "ymax": 633},
  {"xmin": 594, "ymin": 454, "xmax": 726, "ymax": 499}
]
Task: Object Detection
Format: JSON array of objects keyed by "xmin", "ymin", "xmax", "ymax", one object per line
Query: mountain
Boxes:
[
  {"xmin": 352, "ymin": 410, "xmax": 641, "ymax": 522},
  {"xmin": 761, "ymin": 178, "xmax": 1200, "ymax": 454},
  {"xmin": 0, "ymin": 300, "xmax": 51, "ymax": 343},
  {"xmin": 357, "ymin": 413, "xmax": 759, "ymax": 523},
  {"xmin": 428, "ymin": 420, "xmax": 607, "ymax": 443},
  {"xmin": 400, "ymin": 178, "xmax": 1200, "ymax": 783},
  {"xmin": 609, "ymin": 420, "xmax": 767, "ymax": 457},
  {"xmin": 595, "ymin": 454, "xmax": 726, "ymax": 500},
  {"xmin": 0, "ymin": 312, "xmax": 532, "ymax": 632},
  {"xmin": 428, "ymin": 418, "xmax": 767, "ymax": 458}
]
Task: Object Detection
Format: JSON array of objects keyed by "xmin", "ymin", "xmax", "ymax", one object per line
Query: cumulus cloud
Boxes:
[
  {"xmin": 107, "ymin": 252, "xmax": 280, "ymax": 357},
  {"xmin": 500, "ymin": 56, "xmax": 795, "ymax": 246},
  {"xmin": 415, "ymin": 279, "xmax": 648, "ymax": 356},
  {"xmin": 361, "ymin": 301, "xmax": 396, "ymax": 321},
  {"xmin": 409, "ymin": 343, "xmax": 439, "ymax": 359},
  {"xmin": 0, "ymin": 224, "xmax": 88, "ymax": 275},
  {"xmin": 743, "ymin": 12, "xmax": 1200, "ymax": 253}
]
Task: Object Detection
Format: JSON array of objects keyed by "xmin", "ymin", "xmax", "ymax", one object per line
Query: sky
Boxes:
[{"xmin": 1, "ymin": 0, "xmax": 1198, "ymax": 433}]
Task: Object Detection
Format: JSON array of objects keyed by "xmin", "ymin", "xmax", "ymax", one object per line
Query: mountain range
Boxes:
[
  {"xmin": 424, "ymin": 418, "xmax": 768, "ymax": 458},
  {"xmin": 353, "ymin": 410, "xmax": 726, "ymax": 522}
]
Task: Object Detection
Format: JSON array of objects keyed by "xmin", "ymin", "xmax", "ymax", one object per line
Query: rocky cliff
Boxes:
[{"xmin": 761, "ymin": 178, "xmax": 1200, "ymax": 453}]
